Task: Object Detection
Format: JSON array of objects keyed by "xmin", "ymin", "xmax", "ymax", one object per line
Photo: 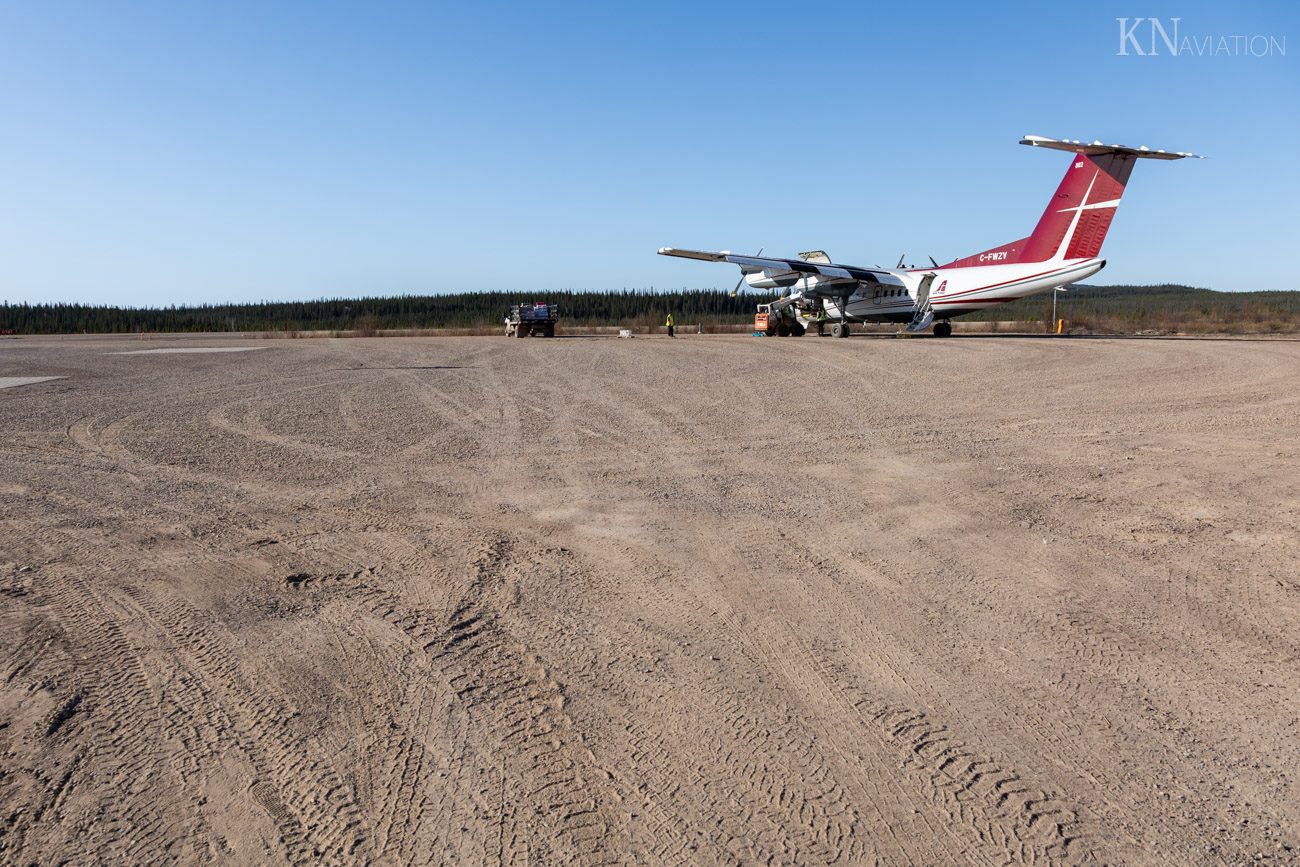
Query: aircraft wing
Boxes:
[{"xmin": 658, "ymin": 247, "xmax": 893, "ymax": 290}]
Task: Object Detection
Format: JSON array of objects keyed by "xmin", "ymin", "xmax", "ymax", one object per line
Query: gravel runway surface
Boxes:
[{"xmin": 2, "ymin": 332, "xmax": 1298, "ymax": 865}]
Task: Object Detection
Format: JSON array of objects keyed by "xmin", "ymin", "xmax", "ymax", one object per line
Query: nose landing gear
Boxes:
[{"xmin": 933, "ymin": 321, "xmax": 952, "ymax": 338}]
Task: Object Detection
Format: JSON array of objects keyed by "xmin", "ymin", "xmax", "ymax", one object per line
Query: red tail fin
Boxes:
[
  {"xmin": 1020, "ymin": 152, "xmax": 1135, "ymax": 261},
  {"xmin": 941, "ymin": 137, "xmax": 1200, "ymax": 269},
  {"xmin": 945, "ymin": 153, "xmax": 1135, "ymax": 269}
]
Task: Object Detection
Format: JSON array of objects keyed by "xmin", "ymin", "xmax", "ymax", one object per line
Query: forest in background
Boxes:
[
  {"xmin": 3, "ymin": 290, "xmax": 750, "ymax": 334},
  {"xmin": 3, "ymin": 285, "xmax": 1297, "ymax": 335}
]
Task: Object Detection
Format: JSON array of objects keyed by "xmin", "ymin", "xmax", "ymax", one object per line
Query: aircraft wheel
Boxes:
[
  {"xmin": 831, "ymin": 322, "xmax": 849, "ymax": 338},
  {"xmin": 934, "ymin": 321, "xmax": 952, "ymax": 337}
]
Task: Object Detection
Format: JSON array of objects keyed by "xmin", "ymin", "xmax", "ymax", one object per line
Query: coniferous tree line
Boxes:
[
  {"xmin": 961, "ymin": 284, "xmax": 1300, "ymax": 322},
  {"xmin": 1, "ymin": 285, "xmax": 1297, "ymax": 334},
  {"xmin": 0, "ymin": 290, "xmax": 768, "ymax": 334},
  {"xmin": 0, "ymin": 289, "xmax": 764, "ymax": 335}
]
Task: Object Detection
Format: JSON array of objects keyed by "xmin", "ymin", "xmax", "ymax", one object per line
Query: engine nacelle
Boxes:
[{"xmin": 744, "ymin": 269, "xmax": 800, "ymax": 290}]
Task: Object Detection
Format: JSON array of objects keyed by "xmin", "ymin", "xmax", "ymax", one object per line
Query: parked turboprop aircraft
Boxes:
[{"xmin": 659, "ymin": 135, "xmax": 1202, "ymax": 337}]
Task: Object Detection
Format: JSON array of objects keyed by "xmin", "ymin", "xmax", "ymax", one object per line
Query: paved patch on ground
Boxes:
[
  {"xmin": 115, "ymin": 346, "xmax": 266, "ymax": 354},
  {"xmin": 0, "ymin": 376, "xmax": 67, "ymax": 390}
]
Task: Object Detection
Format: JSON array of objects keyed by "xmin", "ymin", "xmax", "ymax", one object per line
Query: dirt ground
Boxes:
[{"xmin": 2, "ymin": 332, "xmax": 1298, "ymax": 866}]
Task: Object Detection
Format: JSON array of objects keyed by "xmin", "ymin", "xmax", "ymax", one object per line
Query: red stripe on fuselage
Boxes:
[
  {"xmin": 930, "ymin": 261, "xmax": 1095, "ymax": 306},
  {"xmin": 929, "ymin": 266, "xmax": 1068, "ymax": 304}
]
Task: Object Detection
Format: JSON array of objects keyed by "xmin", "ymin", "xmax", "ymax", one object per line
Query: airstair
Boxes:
[{"xmin": 905, "ymin": 274, "xmax": 936, "ymax": 332}]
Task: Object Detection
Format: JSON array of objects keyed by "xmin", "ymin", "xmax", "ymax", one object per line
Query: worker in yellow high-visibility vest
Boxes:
[{"xmin": 665, "ymin": 313, "xmax": 675, "ymax": 338}]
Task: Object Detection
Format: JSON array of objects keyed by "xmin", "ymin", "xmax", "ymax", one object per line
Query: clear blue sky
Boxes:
[{"xmin": 1, "ymin": 0, "xmax": 1295, "ymax": 307}]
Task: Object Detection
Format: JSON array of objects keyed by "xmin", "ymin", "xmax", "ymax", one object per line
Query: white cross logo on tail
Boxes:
[{"xmin": 1051, "ymin": 170, "xmax": 1122, "ymax": 260}]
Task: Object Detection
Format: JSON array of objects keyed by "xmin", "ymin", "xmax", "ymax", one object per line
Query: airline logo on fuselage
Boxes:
[
  {"xmin": 935, "ymin": 280, "xmax": 948, "ymax": 294},
  {"xmin": 979, "ymin": 252, "xmax": 1008, "ymax": 263}
]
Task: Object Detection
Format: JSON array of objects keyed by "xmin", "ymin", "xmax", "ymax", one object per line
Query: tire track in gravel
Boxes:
[
  {"xmin": 822, "ymin": 531, "xmax": 1277, "ymax": 863},
  {"xmin": 508, "ymin": 353, "xmax": 915, "ymax": 859},
  {"xmin": 33, "ymin": 525, "xmax": 374, "ymax": 865},
  {"xmin": 284, "ymin": 529, "xmax": 633, "ymax": 865},
  {"xmin": 123, "ymin": 584, "xmax": 375, "ymax": 865},
  {"xmin": 608, "ymin": 353, "xmax": 1128, "ymax": 863},
  {"xmin": 302, "ymin": 604, "xmax": 414, "ymax": 858},
  {"xmin": 316, "ymin": 591, "xmax": 454, "ymax": 864},
  {"xmin": 22, "ymin": 563, "xmax": 207, "ymax": 863},
  {"xmin": 743, "ymin": 408, "xmax": 1227, "ymax": 863},
  {"xmin": 204, "ymin": 356, "xmax": 495, "ymax": 470},
  {"xmin": 518, "ymin": 354, "xmax": 1097, "ymax": 864},
  {"xmin": 431, "ymin": 535, "xmax": 630, "ymax": 865},
  {"xmin": 765, "ymin": 528, "xmax": 1156, "ymax": 863},
  {"xmin": 154, "ymin": 340, "xmax": 1216, "ymax": 863},
  {"xmin": 844, "ymin": 477, "xmax": 1280, "ymax": 862},
  {"xmin": 494, "ymin": 349, "xmax": 910, "ymax": 860},
  {"xmin": 685, "ymin": 520, "xmax": 1094, "ymax": 865}
]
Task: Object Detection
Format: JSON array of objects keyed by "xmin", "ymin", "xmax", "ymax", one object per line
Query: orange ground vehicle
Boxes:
[{"xmin": 754, "ymin": 301, "xmax": 806, "ymax": 337}]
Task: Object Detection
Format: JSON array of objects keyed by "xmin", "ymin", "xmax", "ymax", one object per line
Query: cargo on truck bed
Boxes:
[{"xmin": 505, "ymin": 302, "xmax": 558, "ymax": 338}]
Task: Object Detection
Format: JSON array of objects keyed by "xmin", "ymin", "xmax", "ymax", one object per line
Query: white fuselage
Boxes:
[{"xmin": 799, "ymin": 257, "xmax": 1105, "ymax": 323}]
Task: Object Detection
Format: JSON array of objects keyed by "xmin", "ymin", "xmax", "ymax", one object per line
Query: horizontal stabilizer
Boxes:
[{"xmin": 1020, "ymin": 135, "xmax": 1204, "ymax": 160}]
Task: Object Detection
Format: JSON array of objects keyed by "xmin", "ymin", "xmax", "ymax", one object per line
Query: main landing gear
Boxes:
[
  {"xmin": 830, "ymin": 322, "xmax": 850, "ymax": 338},
  {"xmin": 932, "ymin": 321, "xmax": 952, "ymax": 338}
]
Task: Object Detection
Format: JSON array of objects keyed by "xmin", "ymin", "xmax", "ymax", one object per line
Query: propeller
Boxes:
[
  {"xmin": 929, "ymin": 255, "xmax": 939, "ymax": 268},
  {"xmin": 896, "ymin": 252, "xmax": 907, "ymax": 269},
  {"xmin": 731, "ymin": 247, "xmax": 763, "ymax": 296}
]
